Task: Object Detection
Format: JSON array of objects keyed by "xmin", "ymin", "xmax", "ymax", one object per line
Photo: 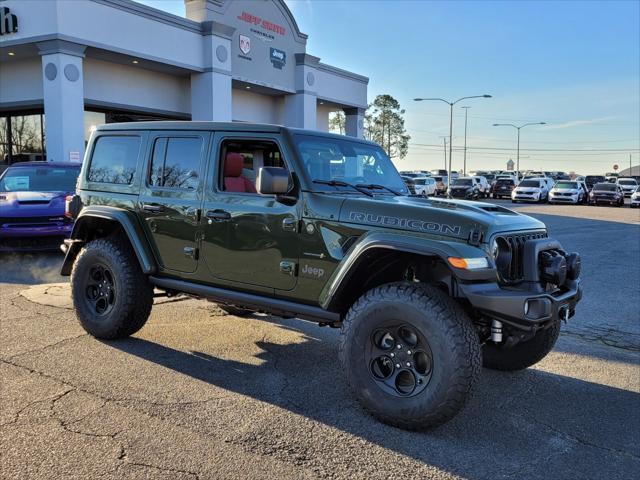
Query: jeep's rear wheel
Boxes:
[
  {"xmin": 482, "ymin": 320, "xmax": 560, "ymax": 371},
  {"xmin": 71, "ymin": 237, "xmax": 153, "ymax": 339},
  {"xmin": 339, "ymin": 282, "xmax": 481, "ymax": 430}
]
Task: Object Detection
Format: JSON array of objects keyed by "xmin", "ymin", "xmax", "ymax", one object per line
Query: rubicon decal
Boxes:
[{"xmin": 349, "ymin": 212, "xmax": 462, "ymax": 236}]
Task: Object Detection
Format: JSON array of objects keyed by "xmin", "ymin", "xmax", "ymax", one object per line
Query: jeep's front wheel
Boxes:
[
  {"xmin": 71, "ymin": 237, "xmax": 153, "ymax": 339},
  {"xmin": 339, "ymin": 283, "xmax": 481, "ymax": 430},
  {"xmin": 482, "ymin": 320, "xmax": 560, "ymax": 371}
]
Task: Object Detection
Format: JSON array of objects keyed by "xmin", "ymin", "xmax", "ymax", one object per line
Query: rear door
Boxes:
[{"xmin": 138, "ymin": 131, "xmax": 209, "ymax": 274}]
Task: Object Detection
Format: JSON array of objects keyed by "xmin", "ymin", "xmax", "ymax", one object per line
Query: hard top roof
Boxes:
[{"xmin": 96, "ymin": 121, "xmax": 378, "ymax": 146}]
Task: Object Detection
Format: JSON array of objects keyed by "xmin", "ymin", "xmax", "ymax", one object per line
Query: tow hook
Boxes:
[
  {"xmin": 560, "ymin": 307, "xmax": 570, "ymax": 323},
  {"xmin": 491, "ymin": 320, "xmax": 503, "ymax": 343}
]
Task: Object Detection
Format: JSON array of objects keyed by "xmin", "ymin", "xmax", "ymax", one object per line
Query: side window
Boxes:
[
  {"xmin": 149, "ymin": 137, "xmax": 202, "ymax": 190},
  {"xmin": 219, "ymin": 139, "xmax": 286, "ymax": 194},
  {"xmin": 88, "ymin": 135, "xmax": 141, "ymax": 184}
]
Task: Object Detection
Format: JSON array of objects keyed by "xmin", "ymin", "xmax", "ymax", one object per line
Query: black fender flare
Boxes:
[
  {"xmin": 318, "ymin": 230, "xmax": 496, "ymax": 311},
  {"xmin": 60, "ymin": 206, "xmax": 156, "ymax": 276}
]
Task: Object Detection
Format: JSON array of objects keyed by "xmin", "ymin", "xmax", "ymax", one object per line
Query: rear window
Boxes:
[
  {"xmin": 149, "ymin": 137, "xmax": 202, "ymax": 190},
  {"xmin": 594, "ymin": 183, "xmax": 615, "ymax": 191},
  {"xmin": 88, "ymin": 136, "xmax": 141, "ymax": 184},
  {"xmin": 495, "ymin": 179, "xmax": 514, "ymax": 186}
]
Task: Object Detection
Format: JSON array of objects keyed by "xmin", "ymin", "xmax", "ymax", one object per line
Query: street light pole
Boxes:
[
  {"xmin": 493, "ymin": 122, "xmax": 546, "ymax": 178},
  {"xmin": 461, "ymin": 106, "xmax": 470, "ymax": 175},
  {"xmin": 439, "ymin": 136, "xmax": 448, "ymax": 170},
  {"xmin": 414, "ymin": 95, "xmax": 491, "ymax": 191}
]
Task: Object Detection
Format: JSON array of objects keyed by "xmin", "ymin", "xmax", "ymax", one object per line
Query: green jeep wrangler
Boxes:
[{"xmin": 62, "ymin": 122, "xmax": 582, "ymax": 430}]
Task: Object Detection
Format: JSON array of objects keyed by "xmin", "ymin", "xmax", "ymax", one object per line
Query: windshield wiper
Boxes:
[
  {"xmin": 312, "ymin": 179, "xmax": 374, "ymax": 197},
  {"xmin": 358, "ymin": 183, "xmax": 403, "ymax": 196}
]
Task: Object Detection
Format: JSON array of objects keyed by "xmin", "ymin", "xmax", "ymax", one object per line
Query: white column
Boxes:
[
  {"xmin": 345, "ymin": 107, "xmax": 365, "ymax": 139},
  {"xmin": 190, "ymin": 21, "xmax": 233, "ymax": 121},
  {"xmin": 283, "ymin": 54, "xmax": 318, "ymax": 130},
  {"xmin": 37, "ymin": 41, "xmax": 86, "ymax": 162}
]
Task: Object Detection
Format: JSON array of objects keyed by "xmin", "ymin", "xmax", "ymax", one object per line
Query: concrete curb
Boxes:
[{"xmin": 20, "ymin": 282, "xmax": 72, "ymax": 309}]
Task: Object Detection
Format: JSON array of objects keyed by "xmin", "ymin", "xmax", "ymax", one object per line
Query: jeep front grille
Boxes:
[{"xmin": 494, "ymin": 231, "xmax": 548, "ymax": 283}]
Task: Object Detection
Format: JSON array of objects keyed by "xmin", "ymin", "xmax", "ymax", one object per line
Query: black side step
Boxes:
[{"xmin": 149, "ymin": 276, "xmax": 341, "ymax": 324}]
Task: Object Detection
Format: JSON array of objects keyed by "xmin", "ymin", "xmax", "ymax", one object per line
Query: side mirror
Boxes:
[{"xmin": 256, "ymin": 167, "xmax": 291, "ymax": 195}]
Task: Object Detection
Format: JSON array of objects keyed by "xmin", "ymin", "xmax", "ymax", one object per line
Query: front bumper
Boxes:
[
  {"xmin": 512, "ymin": 192, "xmax": 540, "ymax": 201},
  {"xmin": 549, "ymin": 193, "xmax": 579, "ymax": 203},
  {"xmin": 459, "ymin": 279, "xmax": 582, "ymax": 331},
  {"xmin": 0, "ymin": 224, "xmax": 73, "ymax": 252}
]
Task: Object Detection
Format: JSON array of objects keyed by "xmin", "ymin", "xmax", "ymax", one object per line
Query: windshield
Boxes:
[
  {"xmin": 294, "ymin": 135, "xmax": 408, "ymax": 194},
  {"xmin": 618, "ymin": 179, "xmax": 637, "ymax": 185},
  {"xmin": 519, "ymin": 180, "xmax": 540, "ymax": 188},
  {"xmin": 586, "ymin": 176, "xmax": 604, "ymax": 182},
  {"xmin": 0, "ymin": 165, "xmax": 80, "ymax": 192},
  {"xmin": 414, "ymin": 178, "xmax": 426, "ymax": 185},
  {"xmin": 452, "ymin": 179, "xmax": 473, "ymax": 186},
  {"xmin": 594, "ymin": 183, "xmax": 615, "ymax": 191},
  {"xmin": 518, "ymin": 180, "xmax": 540, "ymax": 188},
  {"xmin": 555, "ymin": 182, "xmax": 578, "ymax": 189}
]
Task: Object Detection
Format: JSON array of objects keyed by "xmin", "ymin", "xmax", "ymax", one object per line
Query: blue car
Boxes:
[{"xmin": 0, "ymin": 162, "xmax": 81, "ymax": 252}]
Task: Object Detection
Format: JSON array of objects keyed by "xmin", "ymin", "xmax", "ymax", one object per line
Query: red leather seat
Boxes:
[{"xmin": 224, "ymin": 152, "xmax": 256, "ymax": 193}]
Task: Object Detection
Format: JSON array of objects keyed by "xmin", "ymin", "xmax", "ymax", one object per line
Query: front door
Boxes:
[
  {"xmin": 138, "ymin": 131, "xmax": 209, "ymax": 273},
  {"xmin": 200, "ymin": 134, "xmax": 299, "ymax": 291}
]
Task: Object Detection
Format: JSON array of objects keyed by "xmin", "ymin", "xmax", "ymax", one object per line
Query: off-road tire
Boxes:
[
  {"xmin": 219, "ymin": 305, "xmax": 254, "ymax": 317},
  {"xmin": 71, "ymin": 237, "xmax": 153, "ymax": 339},
  {"xmin": 338, "ymin": 282, "xmax": 481, "ymax": 430},
  {"xmin": 482, "ymin": 320, "xmax": 560, "ymax": 371}
]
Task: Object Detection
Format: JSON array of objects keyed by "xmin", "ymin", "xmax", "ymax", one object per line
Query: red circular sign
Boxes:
[{"xmin": 613, "ymin": 164, "xmax": 619, "ymax": 171}]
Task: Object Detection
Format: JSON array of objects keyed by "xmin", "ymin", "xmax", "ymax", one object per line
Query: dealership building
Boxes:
[{"xmin": 0, "ymin": 0, "xmax": 368, "ymax": 165}]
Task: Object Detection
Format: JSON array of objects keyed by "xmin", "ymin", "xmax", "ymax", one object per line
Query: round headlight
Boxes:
[{"xmin": 492, "ymin": 237, "xmax": 512, "ymax": 279}]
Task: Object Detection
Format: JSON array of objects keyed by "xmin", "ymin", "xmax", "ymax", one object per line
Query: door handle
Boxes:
[
  {"xmin": 206, "ymin": 209, "xmax": 231, "ymax": 222},
  {"xmin": 142, "ymin": 204, "xmax": 165, "ymax": 213}
]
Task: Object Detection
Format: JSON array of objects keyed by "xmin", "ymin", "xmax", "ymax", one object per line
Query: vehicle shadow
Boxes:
[{"xmin": 105, "ymin": 315, "xmax": 640, "ymax": 479}]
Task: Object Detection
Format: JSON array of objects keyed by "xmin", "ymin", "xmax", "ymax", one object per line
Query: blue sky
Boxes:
[{"xmin": 142, "ymin": 0, "xmax": 639, "ymax": 174}]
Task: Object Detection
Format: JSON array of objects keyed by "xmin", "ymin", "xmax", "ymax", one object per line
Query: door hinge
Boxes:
[
  {"xmin": 282, "ymin": 217, "xmax": 298, "ymax": 232},
  {"xmin": 183, "ymin": 246, "xmax": 198, "ymax": 260},
  {"xmin": 279, "ymin": 260, "xmax": 296, "ymax": 276}
]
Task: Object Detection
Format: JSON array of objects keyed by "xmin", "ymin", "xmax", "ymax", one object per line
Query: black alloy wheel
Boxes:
[
  {"xmin": 84, "ymin": 264, "xmax": 116, "ymax": 316},
  {"xmin": 367, "ymin": 324, "xmax": 434, "ymax": 398}
]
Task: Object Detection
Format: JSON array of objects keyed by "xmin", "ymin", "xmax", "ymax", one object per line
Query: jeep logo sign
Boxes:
[
  {"xmin": 270, "ymin": 47, "xmax": 286, "ymax": 69},
  {"xmin": 0, "ymin": 7, "xmax": 18, "ymax": 35}
]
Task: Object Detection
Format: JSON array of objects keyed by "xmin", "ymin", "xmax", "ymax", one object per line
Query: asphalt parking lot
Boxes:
[{"xmin": 1, "ymin": 201, "xmax": 639, "ymax": 479}]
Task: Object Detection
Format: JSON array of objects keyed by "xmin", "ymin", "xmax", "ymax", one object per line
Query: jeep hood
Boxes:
[{"xmin": 339, "ymin": 195, "xmax": 545, "ymax": 242}]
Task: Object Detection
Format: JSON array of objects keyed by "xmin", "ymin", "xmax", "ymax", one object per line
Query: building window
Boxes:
[
  {"xmin": 0, "ymin": 113, "xmax": 46, "ymax": 166},
  {"xmin": 84, "ymin": 111, "xmax": 106, "ymax": 147}
]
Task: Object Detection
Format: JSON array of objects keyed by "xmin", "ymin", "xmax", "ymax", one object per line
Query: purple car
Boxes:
[{"xmin": 0, "ymin": 162, "xmax": 81, "ymax": 252}]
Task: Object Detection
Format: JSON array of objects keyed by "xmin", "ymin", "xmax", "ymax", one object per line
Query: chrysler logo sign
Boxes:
[{"xmin": 0, "ymin": 7, "xmax": 18, "ymax": 36}]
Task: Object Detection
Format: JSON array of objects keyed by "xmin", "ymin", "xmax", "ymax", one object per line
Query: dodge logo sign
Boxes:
[
  {"xmin": 270, "ymin": 48, "xmax": 286, "ymax": 69},
  {"xmin": 0, "ymin": 7, "xmax": 18, "ymax": 35},
  {"xmin": 239, "ymin": 34, "xmax": 251, "ymax": 55}
]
